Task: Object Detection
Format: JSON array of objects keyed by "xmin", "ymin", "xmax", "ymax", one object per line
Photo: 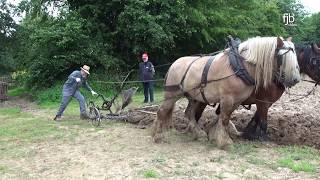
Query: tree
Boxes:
[
  {"xmin": 0, "ymin": 0, "xmax": 17, "ymax": 74},
  {"xmin": 9, "ymin": 0, "xmax": 316, "ymax": 89}
]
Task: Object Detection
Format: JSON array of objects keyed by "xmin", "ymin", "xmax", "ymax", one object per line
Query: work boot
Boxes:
[
  {"xmin": 53, "ymin": 115, "xmax": 61, "ymax": 121},
  {"xmin": 80, "ymin": 113, "xmax": 90, "ymax": 120}
]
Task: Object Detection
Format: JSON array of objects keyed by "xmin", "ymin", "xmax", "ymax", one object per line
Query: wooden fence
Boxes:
[{"xmin": 0, "ymin": 76, "xmax": 10, "ymax": 102}]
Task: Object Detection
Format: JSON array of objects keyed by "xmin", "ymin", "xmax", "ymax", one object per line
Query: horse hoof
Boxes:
[
  {"xmin": 258, "ymin": 133, "xmax": 270, "ymax": 142},
  {"xmin": 194, "ymin": 133, "xmax": 208, "ymax": 142},
  {"xmin": 242, "ymin": 132, "xmax": 258, "ymax": 140},
  {"xmin": 153, "ymin": 133, "xmax": 165, "ymax": 143},
  {"xmin": 216, "ymin": 138, "xmax": 233, "ymax": 150},
  {"xmin": 196, "ymin": 130, "xmax": 208, "ymax": 140}
]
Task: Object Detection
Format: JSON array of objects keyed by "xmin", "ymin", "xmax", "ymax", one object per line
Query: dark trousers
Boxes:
[
  {"xmin": 56, "ymin": 90, "xmax": 86, "ymax": 117},
  {"xmin": 143, "ymin": 82, "xmax": 154, "ymax": 103}
]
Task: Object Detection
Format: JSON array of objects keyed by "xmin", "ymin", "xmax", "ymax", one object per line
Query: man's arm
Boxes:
[
  {"xmin": 83, "ymin": 80, "xmax": 93, "ymax": 92},
  {"xmin": 149, "ymin": 62, "xmax": 155, "ymax": 75}
]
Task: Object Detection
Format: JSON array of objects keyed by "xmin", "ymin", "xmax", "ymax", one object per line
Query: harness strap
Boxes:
[
  {"xmin": 164, "ymin": 56, "xmax": 202, "ymax": 92},
  {"xmin": 227, "ymin": 36, "xmax": 255, "ymax": 86},
  {"xmin": 180, "ymin": 56, "xmax": 202, "ymax": 88},
  {"xmin": 200, "ymin": 56, "xmax": 216, "ymax": 107},
  {"xmin": 229, "ymin": 50, "xmax": 255, "ymax": 86},
  {"xmin": 164, "ymin": 84, "xmax": 181, "ymax": 91}
]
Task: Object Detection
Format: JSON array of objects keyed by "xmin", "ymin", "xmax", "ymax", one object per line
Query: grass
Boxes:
[
  {"xmin": 246, "ymin": 155, "xmax": 267, "ymax": 166},
  {"xmin": 143, "ymin": 169, "xmax": 158, "ymax": 178},
  {"xmin": 275, "ymin": 145, "xmax": 320, "ymax": 173},
  {"xmin": 230, "ymin": 142, "xmax": 258, "ymax": 157},
  {"xmin": 7, "ymin": 87, "xmax": 27, "ymax": 97},
  {"xmin": 276, "ymin": 145, "xmax": 320, "ymax": 161},
  {"xmin": 0, "ymin": 107, "xmax": 79, "ymax": 159},
  {"xmin": 3, "ymin": 86, "xmax": 320, "ymax": 178},
  {"xmin": 36, "ymin": 87, "xmax": 164, "ymax": 112},
  {"xmin": 130, "ymin": 90, "xmax": 163, "ymax": 107},
  {"xmin": 278, "ymin": 158, "xmax": 316, "ymax": 173},
  {"xmin": 0, "ymin": 107, "xmax": 21, "ymax": 116},
  {"xmin": 0, "ymin": 165, "xmax": 8, "ymax": 174}
]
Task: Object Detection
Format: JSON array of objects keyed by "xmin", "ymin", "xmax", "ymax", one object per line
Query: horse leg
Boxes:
[
  {"xmin": 243, "ymin": 111, "xmax": 260, "ymax": 140},
  {"xmin": 243, "ymin": 103, "xmax": 270, "ymax": 141},
  {"xmin": 255, "ymin": 103, "xmax": 270, "ymax": 141},
  {"xmin": 228, "ymin": 121, "xmax": 243, "ymax": 137},
  {"xmin": 208, "ymin": 97, "xmax": 236, "ymax": 149},
  {"xmin": 195, "ymin": 101, "xmax": 207, "ymax": 122},
  {"xmin": 152, "ymin": 94, "xmax": 178, "ymax": 143},
  {"xmin": 185, "ymin": 100, "xmax": 207, "ymax": 140},
  {"xmin": 193, "ymin": 102, "xmax": 242, "ymax": 137}
]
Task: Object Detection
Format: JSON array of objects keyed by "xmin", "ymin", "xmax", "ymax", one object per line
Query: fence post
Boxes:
[{"xmin": 0, "ymin": 78, "xmax": 9, "ymax": 102}]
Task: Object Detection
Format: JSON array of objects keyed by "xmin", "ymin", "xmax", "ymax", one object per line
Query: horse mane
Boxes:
[{"xmin": 238, "ymin": 37, "xmax": 277, "ymax": 89}]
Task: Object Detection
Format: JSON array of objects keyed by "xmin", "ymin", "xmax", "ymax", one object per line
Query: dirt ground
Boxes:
[
  {"xmin": 130, "ymin": 80, "xmax": 320, "ymax": 149},
  {"xmin": 1, "ymin": 80, "xmax": 320, "ymax": 179}
]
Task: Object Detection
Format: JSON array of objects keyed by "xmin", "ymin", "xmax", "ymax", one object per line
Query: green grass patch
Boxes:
[
  {"xmin": 276, "ymin": 145, "xmax": 319, "ymax": 173},
  {"xmin": 0, "ymin": 108, "xmax": 79, "ymax": 158},
  {"xmin": 143, "ymin": 169, "xmax": 158, "ymax": 178},
  {"xmin": 0, "ymin": 165, "xmax": 8, "ymax": 174},
  {"xmin": 276, "ymin": 145, "xmax": 320, "ymax": 161},
  {"xmin": 130, "ymin": 90, "xmax": 163, "ymax": 107},
  {"xmin": 278, "ymin": 157, "xmax": 316, "ymax": 173},
  {"xmin": 0, "ymin": 117, "xmax": 61, "ymax": 142},
  {"xmin": 8, "ymin": 87, "xmax": 27, "ymax": 97},
  {"xmin": 0, "ymin": 107, "xmax": 21, "ymax": 116}
]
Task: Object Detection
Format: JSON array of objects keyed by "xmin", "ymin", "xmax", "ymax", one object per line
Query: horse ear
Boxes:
[
  {"xmin": 277, "ymin": 37, "xmax": 284, "ymax": 48},
  {"xmin": 286, "ymin": 37, "xmax": 293, "ymax": 42},
  {"xmin": 313, "ymin": 43, "xmax": 320, "ymax": 54}
]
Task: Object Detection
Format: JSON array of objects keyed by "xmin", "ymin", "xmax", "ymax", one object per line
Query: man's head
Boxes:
[
  {"xmin": 142, "ymin": 53, "xmax": 148, "ymax": 62},
  {"xmin": 80, "ymin": 65, "xmax": 90, "ymax": 78}
]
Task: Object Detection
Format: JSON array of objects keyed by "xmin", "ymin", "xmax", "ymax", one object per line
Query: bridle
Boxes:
[
  {"xmin": 276, "ymin": 46, "xmax": 295, "ymax": 66},
  {"xmin": 275, "ymin": 45, "xmax": 296, "ymax": 85}
]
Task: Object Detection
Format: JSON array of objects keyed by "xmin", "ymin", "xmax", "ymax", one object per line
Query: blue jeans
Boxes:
[
  {"xmin": 143, "ymin": 82, "xmax": 154, "ymax": 103},
  {"xmin": 56, "ymin": 90, "xmax": 86, "ymax": 117}
]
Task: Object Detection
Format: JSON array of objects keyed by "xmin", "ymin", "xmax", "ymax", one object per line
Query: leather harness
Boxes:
[
  {"xmin": 200, "ymin": 56, "xmax": 216, "ymax": 106},
  {"xmin": 164, "ymin": 36, "xmax": 255, "ymax": 106},
  {"xmin": 227, "ymin": 37, "xmax": 255, "ymax": 86}
]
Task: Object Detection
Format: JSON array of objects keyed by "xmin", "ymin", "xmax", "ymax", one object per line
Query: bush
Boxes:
[{"xmin": 36, "ymin": 83, "xmax": 63, "ymax": 104}]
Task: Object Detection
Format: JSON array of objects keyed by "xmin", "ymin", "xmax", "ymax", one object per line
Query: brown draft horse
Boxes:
[
  {"xmin": 152, "ymin": 37, "xmax": 301, "ymax": 149},
  {"xmin": 189, "ymin": 40, "xmax": 320, "ymax": 142},
  {"xmin": 242, "ymin": 42, "xmax": 320, "ymax": 140}
]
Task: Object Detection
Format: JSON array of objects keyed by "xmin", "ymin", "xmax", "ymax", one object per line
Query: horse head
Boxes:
[{"xmin": 276, "ymin": 37, "xmax": 301, "ymax": 88}]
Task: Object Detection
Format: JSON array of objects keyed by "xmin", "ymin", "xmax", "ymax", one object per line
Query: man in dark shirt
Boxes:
[
  {"xmin": 54, "ymin": 65, "xmax": 97, "ymax": 121},
  {"xmin": 139, "ymin": 53, "xmax": 155, "ymax": 103}
]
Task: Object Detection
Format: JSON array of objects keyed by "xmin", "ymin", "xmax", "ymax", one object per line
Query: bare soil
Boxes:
[
  {"xmin": 131, "ymin": 80, "xmax": 320, "ymax": 149},
  {"xmin": 1, "ymin": 80, "xmax": 320, "ymax": 179}
]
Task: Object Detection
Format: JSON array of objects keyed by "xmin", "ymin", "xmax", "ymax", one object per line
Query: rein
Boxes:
[{"xmin": 284, "ymin": 80, "xmax": 318, "ymax": 102}]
